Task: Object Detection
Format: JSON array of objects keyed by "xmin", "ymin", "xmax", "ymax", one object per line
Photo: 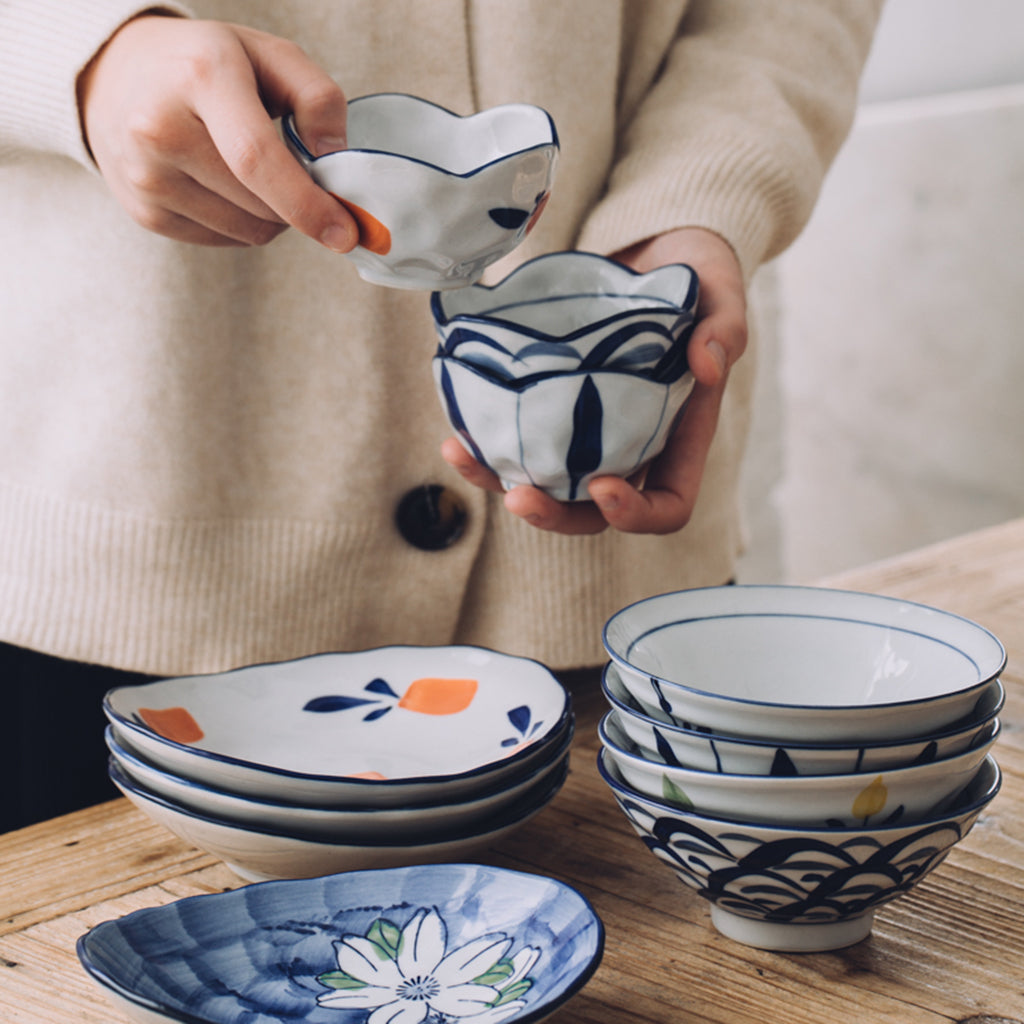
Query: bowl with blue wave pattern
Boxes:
[
  {"xmin": 77, "ymin": 862, "xmax": 604, "ymax": 1023},
  {"xmin": 431, "ymin": 253, "xmax": 698, "ymax": 501},
  {"xmin": 599, "ymin": 747, "xmax": 1001, "ymax": 952},
  {"xmin": 602, "ymin": 660, "xmax": 1004, "ymax": 777},
  {"xmin": 284, "ymin": 94, "xmax": 558, "ymax": 290}
]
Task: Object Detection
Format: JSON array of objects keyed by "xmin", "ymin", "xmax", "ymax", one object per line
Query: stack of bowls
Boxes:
[
  {"xmin": 598, "ymin": 584, "xmax": 1005, "ymax": 952},
  {"xmin": 103, "ymin": 645, "xmax": 572, "ymax": 882},
  {"xmin": 431, "ymin": 251, "xmax": 699, "ymax": 500}
]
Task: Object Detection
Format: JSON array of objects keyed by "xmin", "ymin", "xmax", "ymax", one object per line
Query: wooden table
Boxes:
[{"xmin": 3, "ymin": 519, "xmax": 1023, "ymax": 1023}]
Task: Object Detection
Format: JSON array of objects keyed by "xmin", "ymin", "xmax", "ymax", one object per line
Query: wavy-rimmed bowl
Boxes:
[
  {"xmin": 104, "ymin": 645, "xmax": 571, "ymax": 807},
  {"xmin": 432, "ymin": 252, "xmax": 698, "ymax": 381},
  {"xmin": 603, "ymin": 585, "xmax": 1006, "ymax": 742},
  {"xmin": 599, "ymin": 748, "xmax": 1001, "ymax": 952},
  {"xmin": 78, "ymin": 862, "xmax": 604, "ymax": 1024},
  {"xmin": 602, "ymin": 661, "xmax": 1004, "ymax": 776},
  {"xmin": 433, "ymin": 356, "xmax": 694, "ymax": 502},
  {"xmin": 110, "ymin": 754, "xmax": 568, "ymax": 882},
  {"xmin": 599, "ymin": 708, "xmax": 999, "ymax": 828},
  {"xmin": 107, "ymin": 719, "xmax": 572, "ymax": 841},
  {"xmin": 431, "ymin": 253, "xmax": 698, "ymax": 501},
  {"xmin": 284, "ymin": 93, "xmax": 558, "ymax": 289}
]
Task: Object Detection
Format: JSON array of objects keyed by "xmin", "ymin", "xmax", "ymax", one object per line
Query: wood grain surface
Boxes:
[{"xmin": 2, "ymin": 518, "xmax": 1022, "ymax": 1023}]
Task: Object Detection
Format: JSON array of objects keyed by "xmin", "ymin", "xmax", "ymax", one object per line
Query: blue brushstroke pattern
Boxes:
[{"xmin": 565, "ymin": 376, "xmax": 603, "ymax": 500}]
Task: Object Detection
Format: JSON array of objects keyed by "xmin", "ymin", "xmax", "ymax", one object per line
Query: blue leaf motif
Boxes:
[
  {"xmin": 507, "ymin": 705, "xmax": 532, "ymax": 734},
  {"xmin": 363, "ymin": 706, "xmax": 392, "ymax": 722},
  {"xmin": 364, "ymin": 678, "xmax": 400, "ymax": 699},
  {"xmin": 439, "ymin": 361, "xmax": 491, "ymax": 470},
  {"xmin": 303, "ymin": 695, "xmax": 380, "ymax": 713},
  {"xmin": 565, "ymin": 375, "xmax": 603, "ymax": 500},
  {"xmin": 488, "ymin": 207, "xmax": 530, "ymax": 230}
]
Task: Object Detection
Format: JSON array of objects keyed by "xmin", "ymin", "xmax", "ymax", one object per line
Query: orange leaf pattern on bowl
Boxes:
[
  {"xmin": 329, "ymin": 194, "xmax": 392, "ymax": 254},
  {"xmin": 137, "ymin": 706, "xmax": 204, "ymax": 744}
]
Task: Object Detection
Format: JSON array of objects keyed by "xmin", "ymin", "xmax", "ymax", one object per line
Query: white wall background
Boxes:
[{"xmin": 736, "ymin": 0, "xmax": 1024, "ymax": 583}]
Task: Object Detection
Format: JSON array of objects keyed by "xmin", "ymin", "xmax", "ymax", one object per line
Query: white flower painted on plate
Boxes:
[{"xmin": 316, "ymin": 907, "xmax": 539, "ymax": 1024}]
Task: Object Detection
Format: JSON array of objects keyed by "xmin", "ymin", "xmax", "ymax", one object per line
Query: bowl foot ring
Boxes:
[{"xmin": 710, "ymin": 906, "xmax": 875, "ymax": 952}]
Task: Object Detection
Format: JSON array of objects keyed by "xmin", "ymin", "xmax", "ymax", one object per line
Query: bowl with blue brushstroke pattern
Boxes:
[{"xmin": 430, "ymin": 253, "xmax": 698, "ymax": 501}]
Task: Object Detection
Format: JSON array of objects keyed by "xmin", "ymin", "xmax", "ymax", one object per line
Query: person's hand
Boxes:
[
  {"xmin": 440, "ymin": 226, "xmax": 748, "ymax": 534},
  {"xmin": 77, "ymin": 15, "xmax": 358, "ymax": 250}
]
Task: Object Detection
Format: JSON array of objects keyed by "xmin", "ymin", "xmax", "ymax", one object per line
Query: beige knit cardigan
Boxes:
[{"xmin": 0, "ymin": 0, "xmax": 882, "ymax": 675}]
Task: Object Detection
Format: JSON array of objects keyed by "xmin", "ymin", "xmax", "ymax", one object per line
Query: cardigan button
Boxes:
[{"xmin": 395, "ymin": 484, "xmax": 468, "ymax": 550}]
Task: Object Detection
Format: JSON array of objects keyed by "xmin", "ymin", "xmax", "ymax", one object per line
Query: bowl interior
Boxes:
[
  {"xmin": 604, "ymin": 585, "xmax": 1006, "ymax": 710},
  {"xmin": 78, "ymin": 864, "xmax": 604, "ymax": 1024},
  {"xmin": 435, "ymin": 253, "xmax": 697, "ymax": 326},
  {"xmin": 104, "ymin": 646, "xmax": 569, "ymax": 784}
]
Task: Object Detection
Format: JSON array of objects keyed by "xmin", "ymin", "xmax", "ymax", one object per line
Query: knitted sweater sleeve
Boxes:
[
  {"xmin": 576, "ymin": 0, "xmax": 885, "ymax": 278},
  {"xmin": 0, "ymin": 0, "xmax": 191, "ymax": 167}
]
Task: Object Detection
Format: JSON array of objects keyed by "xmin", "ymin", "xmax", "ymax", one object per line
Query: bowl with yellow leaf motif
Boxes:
[
  {"xmin": 598, "ymin": 747, "xmax": 1001, "ymax": 952},
  {"xmin": 598, "ymin": 708, "xmax": 998, "ymax": 828},
  {"xmin": 283, "ymin": 93, "xmax": 558, "ymax": 290},
  {"xmin": 103, "ymin": 645, "xmax": 571, "ymax": 808}
]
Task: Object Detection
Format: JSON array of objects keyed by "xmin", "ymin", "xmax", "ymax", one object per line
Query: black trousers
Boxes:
[{"xmin": 0, "ymin": 642, "xmax": 157, "ymax": 833}]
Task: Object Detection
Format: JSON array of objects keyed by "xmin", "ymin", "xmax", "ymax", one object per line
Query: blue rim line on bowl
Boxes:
[
  {"xmin": 604, "ymin": 585, "xmax": 1007, "ymax": 713},
  {"xmin": 601, "ymin": 662, "xmax": 1004, "ymax": 755},
  {"xmin": 283, "ymin": 94, "xmax": 559, "ymax": 178},
  {"xmin": 431, "ymin": 252, "xmax": 699, "ymax": 332},
  {"xmin": 597, "ymin": 746, "xmax": 1002, "ymax": 835}
]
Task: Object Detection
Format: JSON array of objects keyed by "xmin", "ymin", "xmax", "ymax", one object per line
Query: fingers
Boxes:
[
  {"xmin": 79, "ymin": 16, "xmax": 357, "ymax": 250},
  {"xmin": 439, "ymin": 438, "xmax": 507, "ymax": 493},
  {"xmin": 504, "ymin": 486, "xmax": 610, "ymax": 535},
  {"xmin": 236, "ymin": 25, "xmax": 348, "ymax": 156},
  {"xmin": 186, "ymin": 26, "xmax": 357, "ymax": 251}
]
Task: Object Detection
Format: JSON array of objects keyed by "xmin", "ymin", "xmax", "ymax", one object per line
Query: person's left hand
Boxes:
[{"xmin": 440, "ymin": 226, "xmax": 748, "ymax": 535}]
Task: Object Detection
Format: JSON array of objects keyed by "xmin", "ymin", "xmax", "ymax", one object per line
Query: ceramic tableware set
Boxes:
[
  {"xmin": 80, "ymin": 94, "xmax": 621, "ymax": 1024},
  {"xmin": 285, "ymin": 91, "xmax": 701, "ymax": 500},
  {"xmin": 103, "ymin": 644, "xmax": 574, "ymax": 884},
  {"xmin": 597, "ymin": 584, "xmax": 1006, "ymax": 952}
]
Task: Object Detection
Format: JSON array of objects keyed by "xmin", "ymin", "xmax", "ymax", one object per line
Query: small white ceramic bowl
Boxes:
[
  {"xmin": 599, "ymin": 748, "xmax": 1001, "ymax": 952},
  {"xmin": 599, "ymin": 708, "xmax": 998, "ymax": 828},
  {"xmin": 104, "ymin": 645, "xmax": 571, "ymax": 807},
  {"xmin": 432, "ymin": 253, "xmax": 698, "ymax": 501},
  {"xmin": 284, "ymin": 93, "xmax": 558, "ymax": 289},
  {"xmin": 434, "ymin": 357, "xmax": 695, "ymax": 501},
  {"xmin": 78, "ymin": 863, "xmax": 604, "ymax": 1024},
  {"xmin": 107, "ymin": 720, "xmax": 572, "ymax": 841},
  {"xmin": 604, "ymin": 585, "xmax": 1006, "ymax": 742},
  {"xmin": 110, "ymin": 754, "xmax": 568, "ymax": 882},
  {"xmin": 432, "ymin": 253, "xmax": 698, "ymax": 379},
  {"xmin": 602, "ymin": 661, "xmax": 1004, "ymax": 776}
]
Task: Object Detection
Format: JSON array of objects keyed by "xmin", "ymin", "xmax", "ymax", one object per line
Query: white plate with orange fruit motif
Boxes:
[{"xmin": 103, "ymin": 646, "xmax": 571, "ymax": 807}]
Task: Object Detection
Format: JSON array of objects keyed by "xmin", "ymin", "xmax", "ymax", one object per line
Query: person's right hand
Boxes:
[{"xmin": 77, "ymin": 15, "xmax": 358, "ymax": 250}]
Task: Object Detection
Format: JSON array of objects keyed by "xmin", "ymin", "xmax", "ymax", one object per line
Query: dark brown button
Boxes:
[{"xmin": 395, "ymin": 484, "xmax": 468, "ymax": 550}]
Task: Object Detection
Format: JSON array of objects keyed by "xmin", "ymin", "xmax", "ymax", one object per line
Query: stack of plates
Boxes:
[
  {"xmin": 104, "ymin": 645, "xmax": 572, "ymax": 881},
  {"xmin": 597, "ymin": 585, "xmax": 1005, "ymax": 952}
]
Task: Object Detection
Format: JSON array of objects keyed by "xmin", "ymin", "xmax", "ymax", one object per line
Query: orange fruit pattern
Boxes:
[
  {"xmin": 137, "ymin": 706, "xmax": 204, "ymax": 744},
  {"xmin": 398, "ymin": 677, "xmax": 478, "ymax": 715},
  {"xmin": 329, "ymin": 194, "xmax": 392, "ymax": 254}
]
